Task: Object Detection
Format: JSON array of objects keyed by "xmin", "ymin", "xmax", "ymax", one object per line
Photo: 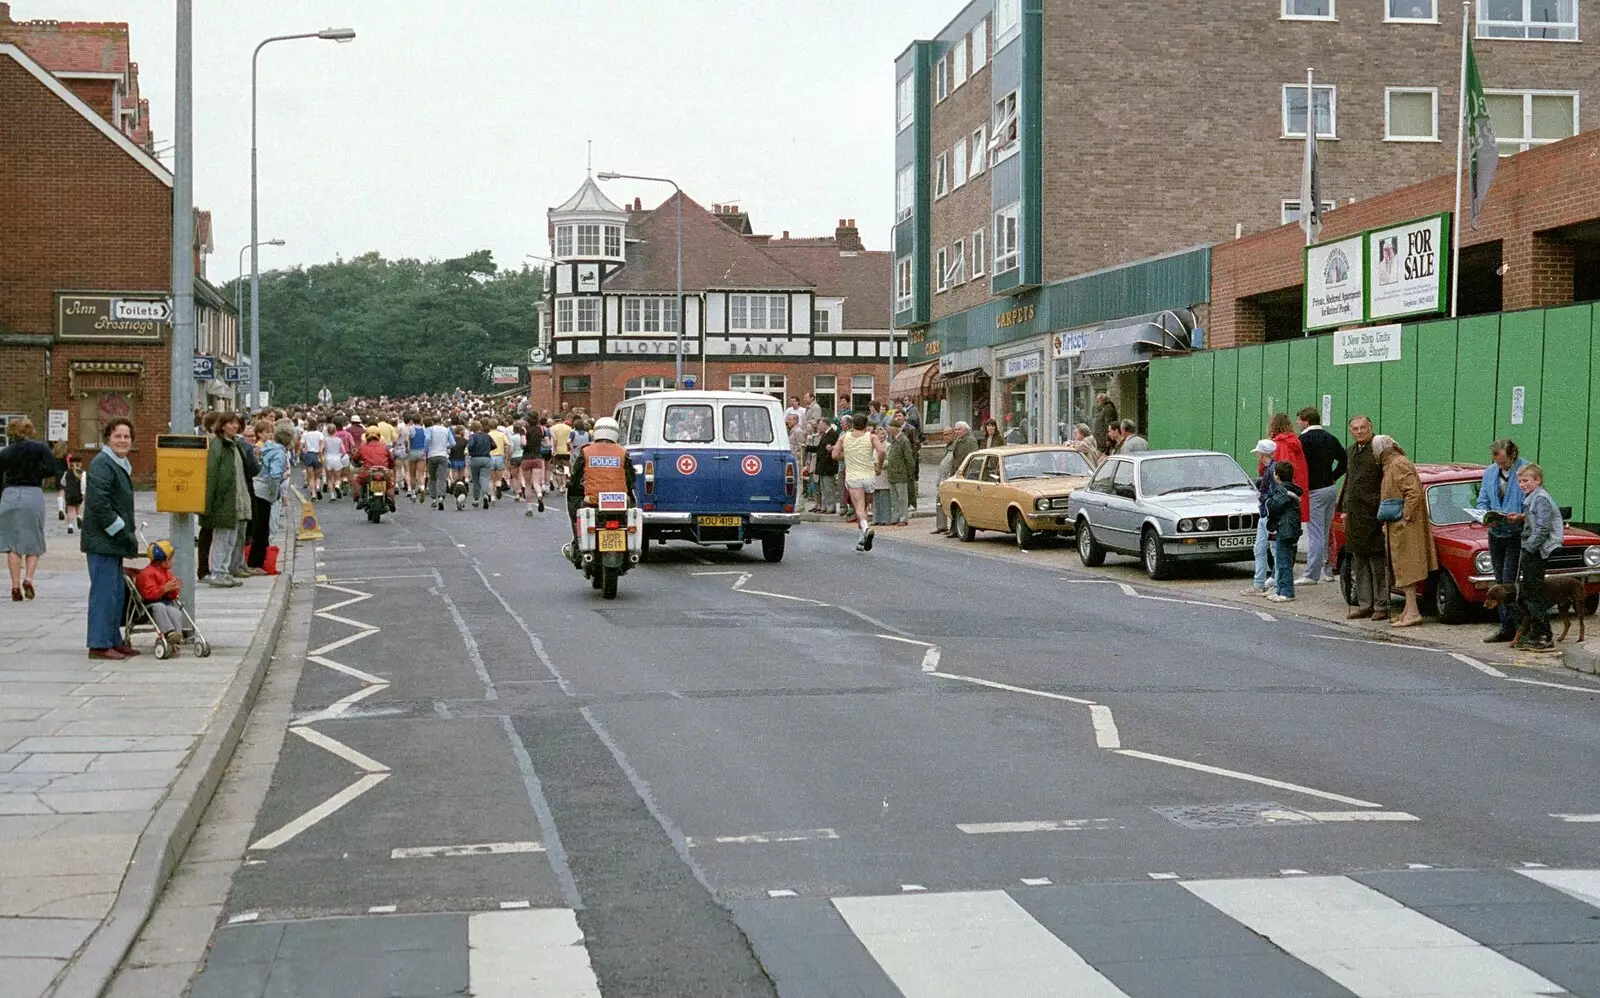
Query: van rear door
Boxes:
[{"xmin": 717, "ymin": 401, "xmax": 790, "ymax": 513}]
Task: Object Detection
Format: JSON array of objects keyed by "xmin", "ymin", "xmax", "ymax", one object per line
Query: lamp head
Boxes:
[
  {"xmin": 266, "ymin": 239, "xmax": 286, "ymax": 247},
  {"xmin": 596, "ymin": 172, "xmax": 621, "ymax": 181},
  {"xmin": 317, "ymin": 27, "xmax": 356, "ymax": 42}
]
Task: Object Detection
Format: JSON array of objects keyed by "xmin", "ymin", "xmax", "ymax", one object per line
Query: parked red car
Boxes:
[{"xmin": 1330, "ymin": 463, "xmax": 1600, "ymax": 623}]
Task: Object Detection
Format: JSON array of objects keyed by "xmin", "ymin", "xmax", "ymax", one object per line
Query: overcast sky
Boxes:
[{"xmin": 30, "ymin": 0, "xmax": 948, "ymax": 282}]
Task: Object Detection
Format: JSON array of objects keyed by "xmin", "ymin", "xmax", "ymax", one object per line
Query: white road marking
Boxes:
[
  {"xmin": 738, "ymin": 588, "xmax": 830, "ymax": 605},
  {"xmin": 899, "ymin": 884, "xmax": 926, "ymax": 892},
  {"xmin": 1021, "ymin": 878, "xmax": 1053, "ymax": 886},
  {"xmin": 1183, "ymin": 875, "xmax": 1565, "ymax": 997},
  {"xmin": 368, "ymin": 905, "xmax": 397, "ymax": 914},
  {"xmin": 323, "ymin": 574, "xmax": 438, "ymax": 582},
  {"xmin": 1312, "ymin": 634, "xmax": 1430, "ymax": 650},
  {"xmin": 691, "ymin": 571, "xmax": 745, "ymax": 576},
  {"xmin": 1148, "ymin": 873, "xmax": 1180, "ymax": 880},
  {"xmin": 930, "ymin": 671, "xmax": 1098, "ymax": 706},
  {"xmin": 433, "ymin": 569, "xmax": 497, "ymax": 700},
  {"xmin": 1280, "ymin": 869, "xmax": 1308, "ymax": 875},
  {"xmin": 497, "ymin": 900, "xmax": 532, "ymax": 910},
  {"xmin": 1451, "ymin": 652, "xmax": 1508, "ymax": 678},
  {"xmin": 1505, "ymin": 676, "xmax": 1600, "ymax": 692},
  {"xmin": 1255, "ymin": 611, "xmax": 1276, "ymax": 622},
  {"xmin": 1552, "ymin": 813, "xmax": 1600, "ymax": 823},
  {"xmin": 227, "ymin": 912, "xmax": 259, "ymax": 924},
  {"xmin": 248, "ymin": 772, "xmax": 389, "ymax": 851},
  {"xmin": 1090, "ymin": 704, "xmax": 1122, "ymax": 749},
  {"xmin": 468, "ymin": 909, "xmax": 602, "ymax": 998},
  {"xmin": 305, "ymin": 654, "xmax": 387, "ymax": 686},
  {"xmin": 767, "ymin": 889, "xmax": 798, "ymax": 898},
  {"xmin": 876, "ymin": 634, "xmax": 943, "ymax": 673},
  {"xmin": 1516, "ymin": 868, "xmax": 1600, "ymax": 908},
  {"xmin": 307, "ymin": 628, "xmax": 379, "ymax": 657},
  {"xmin": 1298, "ymin": 810, "xmax": 1419, "ymax": 822},
  {"xmin": 391, "ymin": 840, "xmax": 545, "ymax": 859},
  {"xmin": 1408, "ymin": 863, "xmax": 1433, "ymax": 869},
  {"xmin": 290, "ymin": 725, "xmax": 389, "ymax": 773},
  {"xmin": 876, "ymin": 634, "xmax": 936, "ymax": 648},
  {"xmin": 685, "ymin": 828, "xmax": 838, "ymax": 847},
  {"xmin": 835, "ymin": 891, "xmax": 1132, "ymax": 997},
  {"xmin": 324, "ymin": 544, "xmax": 425, "ymax": 554},
  {"xmin": 1115, "ymin": 749, "xmax": 1382, "ymax": 808},
  {"xmin": 957, "ymin": 819, "xmax": 1118, "ymax": 834},
  {"xmin": 1521, "ymin": 862, "xmax": 1550, "ymax": 869},
  {"xmin": 297, "ymin": 682, "xmax": 389, "ymax": 725}
]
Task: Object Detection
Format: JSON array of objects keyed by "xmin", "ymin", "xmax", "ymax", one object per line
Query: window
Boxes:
[
  {"xmin": 948, "ymin": 239, "xmax": 966, "ymax": 286},
  {"xmin": 1282, "ymin": 0, "xmax": 1334, "ymax": 18},
  {"xmin": 971, "ymin": 18, "xmax": 988, "ymax": 72},
  {"xmin": 896, "ymin": 74, "xmax": 915, "ymax": 131},
  {"xmin": 812, "ymin": 309, "xmax": 831, "ymax": 334},
  {"xmin": 971, "ymin": 228, "xmax": 986, "ymax": 277},
  {"xmin": 604, "ymin": 224, "xmax": 622, "ymax": 257},
  {"xmin": 1478, "ymin": 0, "xmax": 1577, "ymax": 40},
  {"xmin": 895, "ymin": 257, "xmax": 913, "ymax": 311},
  {"xmin": 729, "ymin": 373, "xmax": 786, "ymax": 402},
  {"xmin": 576, "ymin": 298, "xmax": 599, "ymax": 333},
  {"xmin": 980, "ymin": 456, "xmax": 1001, "ymax": 483},
  {"xmin": 664, "ymin": 404, "xmax": 714, "ymax": 442},
  {"xmin": 1486, "ymin": 90, "xmax": 1578, "ymax": 154},
  {"xmin": 994, "ymin": 202, "xmax": 1020, "ymax": 274},
  {"xmin": 851, "ymin": 375, "xmax": 874, "ymax": 413},
  {"xmin": 628, "ymin": 407, "xmax": 647, "ymax": 444},
  {"xmin": 576, "ymin": 224, "xmax": 601, "ymax": 256},
  {"xmin": 0, "ymin": 413, "xmax": 26, "ymax": 449},
  {"xmin": 624, "ymin": 297, "xmax": 641, "ymax": 333},
  {"xmin": 952, "ymin": 37, "xmax": 967, "ymax": 89},
  {"xmin": 994, "ymin": 0, "xmax": 1021, "ymax": 48},
  {"xmin": 935, "ymin": 56, "xmax": 949, "ymax": 102},
  {"xmin": 970, "ymin": 126, "xmax": 987, "ymax": 175},
  {"xmin": 1385, "ymin": 87, "xmax": 1439, "ymax": 141},
  {"xmin": 814, "ymin": 375, "xmax": 837, "ymax": 418},
  {"xmin": 895, "ymin": 165, "xmax": 915, "ymax": 221},
  {"xmin": 78, "ymin": 393, "xmax": 131, "ymax": 449},
  {"xmin": 624, "ymin": 377, "xmax": 676, "ymax": 400},
  {"xmin": 624, "ymin": 297, "xmax": 675, "ymax": 333},
  {"xmin": 992, "ymin": 91, "xmax": 1019, "ymax": 163},
  {"xmin": 1386, "ymin": 0, "xmax": 1437, "ymax": 20},
  {"xmin": 729, "ymin": 294, "xmax": 789, "ymax": 331},
  {"xmin": 663, "ymin": 297, "xmax": 680, "ymax": 333},
  {"xmin": 556, "ymin": 298, "xmax": 574, "ymax": 333},
  {"xmin": 555, "ymin": 226, "xmax": 573, "ymax": 257},
  {"xmin": 935, "ymin": 152, "xmax": 949, "ymax": 198},
  {"xmin": 560, "ymin": 375, "xmax": 591, "ymax": 394},
  {"xmin": 935, "ymin": 247, "xmax": 950, "ymax": 292},
  {"xmin": 962, "ymin": 454, "xmax": 984, "ymax": 480},
  {"xmin": 1283, "ymin": 84, "xmax": 1337, "ymax": 138},
  {"xmin": 953, "ymin": 137, "xmax": 969, "ymax": 188},
  {"xmin": 722, "ymin": 405, "xmax": 776, "ymax": 442},
  {"xmin": 1282, "ymin": 199, "xmax": 1339, "ymax": 225}
]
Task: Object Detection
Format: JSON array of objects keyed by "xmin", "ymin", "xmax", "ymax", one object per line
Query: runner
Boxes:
[
  {"xmin": 422, "ymin": 413, "xmax": 453, "ymax": 511},
  {"xmin": 322, "ymin": 418, "xmax": 349, "ymax": 501},
  {"xmin": 298, "ymin": 419, "xmax": 325, "ymax": 499},
  {"xmin": 514, "ymin": 420, "xmax": 546, "ymax": 516},
  {"xmin": 403, "ymin": 411, "xmax": 427, "ymax": 500},
  {"xmin": 550, "ymin": 415, "xmax": 574, "ymax": 491},
  {"xmin": 832, "ymin": 412, "xmax": 885, "ymax": 553}
]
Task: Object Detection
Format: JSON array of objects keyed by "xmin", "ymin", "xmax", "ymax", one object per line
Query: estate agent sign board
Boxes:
[{"xmin": 1302, "ymin": 212, "xmax": 1451, "ymax": 332}]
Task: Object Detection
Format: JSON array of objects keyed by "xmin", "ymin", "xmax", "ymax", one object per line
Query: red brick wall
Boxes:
[
  {"xmin": 1209, "ymin": 128, "xmax": 1600, "ymax": 348},
  {"xmin": 548, "ymin": 360, "xmax": 896, "ymax": 415},
  {"xmin": 0, "ymin": 54, "xmax": 172, "ymax": 479}
]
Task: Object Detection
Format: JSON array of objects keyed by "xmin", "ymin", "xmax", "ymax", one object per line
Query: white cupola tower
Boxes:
[{"xmin": 548, "ymin": 175, "xmax": 628, "ymax": 265}]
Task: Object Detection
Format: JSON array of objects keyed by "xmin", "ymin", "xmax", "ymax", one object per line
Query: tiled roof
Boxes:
[
  {"xmin": 604, "ymin": 192, "xmax": 815, "ymax": 293},
  {"xmin": 552, "ymin": 176, "xmax": 625, "ymax": 215},
  {"xmin": 762, "ymin": 239, "xmax": 891, "ymax": 331}
]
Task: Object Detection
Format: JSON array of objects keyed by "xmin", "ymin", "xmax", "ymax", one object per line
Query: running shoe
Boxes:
[{"xmin": 861, "ymin": 528, "xmax": 875, "ymax": 552}]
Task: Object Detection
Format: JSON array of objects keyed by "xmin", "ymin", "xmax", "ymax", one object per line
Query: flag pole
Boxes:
[
  {"xmin": 1450, "ymin": 0, "xmax": 1469, "ymax": 317},
  {"xmin": 1304, "ymin": 67, "xmax": 1315, "ymax": 248}
]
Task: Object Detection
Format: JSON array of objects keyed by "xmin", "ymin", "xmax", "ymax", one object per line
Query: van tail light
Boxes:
[
  {"xmin": 785, "ymin": 461, "xmax": 796, "ymax": 496},
  {"xmin": 644, "ymin": 459, "xmax": 655, "ymax": 494}
]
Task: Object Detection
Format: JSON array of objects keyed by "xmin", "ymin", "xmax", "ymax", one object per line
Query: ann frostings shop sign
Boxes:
[{"xmin": 1302, "ymin": 212, "xmax": 1450, "ymax": 333}]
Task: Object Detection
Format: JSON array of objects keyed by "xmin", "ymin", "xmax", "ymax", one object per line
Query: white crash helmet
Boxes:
[{"xmin": 591, "ymin": 417, "xmax": 621, "ymax": 443}]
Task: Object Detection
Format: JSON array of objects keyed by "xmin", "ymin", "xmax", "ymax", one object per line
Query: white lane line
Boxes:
[
  {"xmin": 930, "ymin": 671, "xmax": 1098, "ymax": 706},
  {"xmin": 227, "ymin": 912, "xmax": 259, "ymax": 924},
  {"xmin": 1312, "ymin": 634, "xmax": 1432, "ymax": 650},
  {"xmin": 1522, "ymin": 862, "xmax": 1550, "ymax": 868},
  {"xmin": 368, "ymin": 905, "xmax": 397, "ymax": 914},
  {"xmin": 323, "ymin": 544, "xmax": 425, "ymax": 554},
  {"xmin": 898, "ymin": 884, "xmax": 926, "ymax": 893},
  {"xmin": 1280, "ymin": 869, "xmax": 1308, "ymax": 875},
  {"xmin": 468, "ymin": 909, "xmax": 601, "ymax": 998},
  {"xmin": 1297, "ymin": 810, "xmax": 1419, "ymax": 822},
  {"xmin": 738, "ymin": 588, "xmax": 831, "ymax": 605},
  {"xmin": 1090, "ymin": 704, "xmax": 1122, "ymax": 749},
  {"xmin": 875, "ymin": 634, "xmax": 943, "ymax": 673},
  {"xmin": 767, "ymin": 889, "xmax": 798, "ymax": 898},
  {"xmin": 1183, "ymin": 875, "xmax": 1565, "ymax": 998},
  {"xmin": 322, "ymin": 574, "xmax": 439, "ymax": 582},
  {"xmin": 469, "ymin": 564, "xmax": 574, "ymax": 696},
  {"xmin": 305, "ymin": 655, "xmax": 387, "ymax": 686},
  {"xmin": 1516, "ymin": 868, "xmax": 1600, "ymax": 908},
  {"xmin": 876, "ymin": 634, "xmax": 937, "ymax": 648},
  {"xmin": 1021, "ymin": 877, "xmax": 1053, "ymax": 886},
  {"xmin": 1114, "ymin": 749, "xmax": 1382, "ymax": 808},
  {"xmin": 1505, "ymin": 676, "xmax": 1600, "ymax": 692},
  {"xmin": 296, "ymin": 682, "xmax": 389, "ymax": 725},
  {"xmin": 1117, "ymin": 582, "xmax": 1138, "ymax": 596},
  {"xmin": 391, "ymin": 840, "xmax": 545, "ymax": 859},
  {"xmin": 684, "ymin": 828, "xmax": 839, "ymax": 847},
  {"xmin": 833, "ymin": 891, "xmax": 1131, "ymax": 997},
  {"xmin": 1450, "ymin": 652, "xmax": 1508, "ymax": 678},
  {"xmin": 1408, "ymin": 863, "xmax": 1433, "ymax": 869},
  {"xmin": 1255, "ymin": 611, "xmax": 1277, "ymax": 622},
  {"xmin": 1551, "ymin": 813, "xmax": 1600, "ymax": 823},
  {"xmin": 308, "ymin": 628, "xmax": 379, "ymax": 657},
  {"xmin": 691, "ymin": 570, "xmax": 745, "ymax": 576},
  {"xmin": 497, "ymin": 900, "xmax": 532, "ymax": 910},
  {"xmin": 433, "ymin": 569, "xmax": 497, "ymax": 700},
  {"xmin": 957, "ymin": 818, "xmax": 1119, "ymax": 834},
  {"xmin": 248, "ymin": 772, "xmax": 389, "ymax": 851},
  {"xmin": 1148, "ymin": 873, "xmax": 1180, "ymax": 880},
  {"xmin": 290, "ymin": 725, "xmax": 389, "ymax": 773}
]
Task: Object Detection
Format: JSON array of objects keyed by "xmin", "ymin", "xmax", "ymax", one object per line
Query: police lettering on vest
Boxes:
[{"xmin": 582, "ymin": 442, "xmax": 629, "ymax": 502}]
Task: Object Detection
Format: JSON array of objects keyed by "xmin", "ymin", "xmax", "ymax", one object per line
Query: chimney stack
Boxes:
[
  {"xmin": 0, "ymin": 4, "xmax": 11, "ymax": 23},
  {"xmin": 835, "ymin": 218, "xmax": 863, "ymax": 252}
]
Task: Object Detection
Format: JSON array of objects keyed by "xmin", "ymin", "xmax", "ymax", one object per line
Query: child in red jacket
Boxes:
[{"xmin": 133, "ymin": 541, "xmax": 186, "ymax": 652}]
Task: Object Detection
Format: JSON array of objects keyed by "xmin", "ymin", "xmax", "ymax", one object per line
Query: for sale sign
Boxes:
[{"xmin": 1366, "ymin": 213, "xmax": 1450, "ymax": 323}]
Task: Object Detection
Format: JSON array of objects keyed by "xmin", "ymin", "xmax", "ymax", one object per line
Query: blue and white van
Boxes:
[{"xmin": 612, "ymin": 390, "xmax": 799, "ymax": 562}]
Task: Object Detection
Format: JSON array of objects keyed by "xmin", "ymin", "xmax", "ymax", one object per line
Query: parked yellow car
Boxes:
[{"xmin": 938, "ymin": 445, "xmax": 1097, "ymax": 548}]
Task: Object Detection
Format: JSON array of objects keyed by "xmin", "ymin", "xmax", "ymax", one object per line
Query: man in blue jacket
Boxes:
[{"xmin": 1477, "ymin": 439, "xmax": 1527, "ymax": 643}]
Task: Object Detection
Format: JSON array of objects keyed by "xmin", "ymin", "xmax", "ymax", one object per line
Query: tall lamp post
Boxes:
[
  {"xmin": 251, "ymin": 27, "xmax": 354, "ymax": 411},
  {"xmin": 236, "ymin": 238, "xmax": 284, "ymax": 318},
  {"xmin": 596, "ymin": 172, "xmax": 684, "ymax": 388}
]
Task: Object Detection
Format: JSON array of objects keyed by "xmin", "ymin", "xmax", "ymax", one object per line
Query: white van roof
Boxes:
[{"xmin": 628, "ymin": 390, "xmax": 779, "ymax": 404}]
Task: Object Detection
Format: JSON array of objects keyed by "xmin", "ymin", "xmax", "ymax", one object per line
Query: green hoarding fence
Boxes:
[{"xmin": 1146, "ymin": 303, "xmax": 1600, "ymax": 520}]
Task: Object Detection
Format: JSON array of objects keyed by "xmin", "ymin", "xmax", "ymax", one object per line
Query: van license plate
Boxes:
[
  {"xmin": 698, "ymin": 516, "xmax": 742, "ymax": 528},
  {"xmin": 1216, "ymin": 534, "xmax": 1251, "ymax": 549},
  {"xmin": 598, "ymin": 530, "xmax": 627, "ymax": 552}
]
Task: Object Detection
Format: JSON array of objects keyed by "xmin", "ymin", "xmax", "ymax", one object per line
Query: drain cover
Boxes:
[{"xmin": 1151, "ymin": 802, "xmax": 1317, "ymax": 829}]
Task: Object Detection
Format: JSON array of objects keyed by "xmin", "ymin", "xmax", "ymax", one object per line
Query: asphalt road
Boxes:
[{"xmin": 187, "ymin": 492, "xmax": 1600, "ymax": 997}]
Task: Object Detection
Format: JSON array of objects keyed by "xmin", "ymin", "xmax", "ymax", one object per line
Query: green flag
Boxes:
[{"xmin": 1464, "ymin": 39, "xmax": 1497, "ymax": 228}]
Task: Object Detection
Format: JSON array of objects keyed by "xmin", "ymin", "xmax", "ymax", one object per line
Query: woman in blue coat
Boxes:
[{"xmin": 81, "ymin": 418, "xmax": 139, "ymax": 659}]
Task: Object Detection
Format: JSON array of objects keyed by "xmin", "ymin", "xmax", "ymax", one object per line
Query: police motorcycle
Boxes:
[
  {"xmin": 561, "ymin": 417, "xmax": 643, "ymax": 600},
  {"xmin": 356, "ymin": 466, "xmax": 395, "ymax": 523}
]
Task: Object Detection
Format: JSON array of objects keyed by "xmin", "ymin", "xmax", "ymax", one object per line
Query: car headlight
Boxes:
[
  {"xmin": 1178, "ymin": 518, "xmax": 1193, "ymax": 532},
  {"xmin": 1196, "ymin": 517, "xmax": 1211, "ymax": 532},
  {"xmin": 1035, "ymin": 497, "xmax": 1048, "ymax": 511},
  {"xmin": 1474, "ymin": 551, "xmax": 1494, "ymax": 575},
  {"xmin": 1586, "ymin": 546, "xmax": 1600, "ymax": 567}
]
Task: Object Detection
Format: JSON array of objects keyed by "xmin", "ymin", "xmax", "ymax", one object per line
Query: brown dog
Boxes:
[{"xmin": 1484, "ymin": 580, "xmax": 1589, "ymax": 643}]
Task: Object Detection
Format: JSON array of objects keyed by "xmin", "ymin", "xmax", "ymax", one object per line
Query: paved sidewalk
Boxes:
[{"xmin": 0, "ymin": 494, "xmax": 294, "ymax": 998}]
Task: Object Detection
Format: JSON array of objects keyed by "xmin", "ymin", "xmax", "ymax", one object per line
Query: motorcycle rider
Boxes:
[
  {"xmin": 351, "ymin": 426, "xmax": 395, "ymax": 506},
  {"xmin": 562, "ymin": 416, "xmax": 635, "ymax": 564}
]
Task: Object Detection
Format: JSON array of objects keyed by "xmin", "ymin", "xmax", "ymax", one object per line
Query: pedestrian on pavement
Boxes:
[
  {"xmin": 246, "ymin": 419, "xmax": 287, "ymax": 575},
  {"xmin": 832, "ymin": 412, "xmax": 885, "ymax": 552},
  {"xmin": 1296, "ymin": 407, "xmax": 1348, "ymax": 586},
  {"xmin": 0, "ymin": 416, "xmax": 62, "ymax": 601},
  {"xmin": 1268, "ymin": 412, "xmax": 1311, "ymax": 526},
  {"xmin": 1266, "ymin": 461, "xmax": 1304, "ymax": 602},
  {"xmin": 201, "ymin": 412, "xmax": 251, "ymax": 588},
  {"xmin": 1070, "ymin": 423, "xmax": 1102, "ymax": 468},
  {"xmin": 885, "ymin": 420, "xmax": 915, "ymax": 526},
  {"xmin": 1373, "ymin": 434, "xmax": 1436, "ymax": 628},
  {"xmin": 1116, "ymin": 420, "xmax": 1149, "ymax": 453},
  {"xmin": 870, "ymin": 427, "xmax": 893, "ymax": 526},
  {"xmin": 1092, "ymin": 393, "xmax": 1119, "ymax": 452},
  {"xmin": 82, "ymin": 417, "xmax": 139, "ymax": 660},
  {"xmin": 1341, "ymin": 415, "xmax": 1389, "ymax": 621},
  {"xmin": 1243, "ymin": 439, "xmax": 1278, "ymax": 598},
  {"xmin": 1478, "ymin": 439, "xmax": 1528, "ymax": 643},
  {"xmin": 60, "ymin": 452, "xmax": 84, "ymax": 535},
  {"xmin": 980, "ymin": 418, "xmax": 1005, "ymax": 450},
  {"xmin": 814, "ymin": 419, "xmax": 841, "ymax": 514},
  {"xmin": 786, "ymin": 414, "xmax": 807, "ymax": 498},
  {"xmin": 133, "ymin": 540, "xmax": 187, "ymax": 652},
  {"xmin": 1511, "ymin": 462, "xmax": 1561, "ymax": 651},
  {"xmin": 934, "ymin": 421, "xmax": 979, "ymax": 535},
  {"xmin": 804, "ymin": 393, "xmax": 823, "ymax": 426}
]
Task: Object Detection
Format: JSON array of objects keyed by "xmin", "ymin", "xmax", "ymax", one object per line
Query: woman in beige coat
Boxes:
[{"xmin": 1374, "ymin": 435, "xmax": 1437, "ymax": 628}]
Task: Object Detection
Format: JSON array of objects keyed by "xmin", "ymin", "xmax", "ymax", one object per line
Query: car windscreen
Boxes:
[
  {"xmin": 1427, "ymin": 481, "xmax": 1480, "ymax": 526},
  {"xmin": 1002, "ymin": 449, "xmax": 1093, "ymax": 481},
  {"xmin": 1138, "ymin": 455, "xmax": 1252, "ymax": 497},
  {"xmin": 722, "ymin": 405, "xmax": 775, "ymax": 444},
  {"xmin": 664, "ymin": 405, "xmax": 715, "ymax": 443}
]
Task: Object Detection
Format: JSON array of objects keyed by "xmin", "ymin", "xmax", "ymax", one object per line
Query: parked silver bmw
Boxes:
[{"xmin": 1066, "ymin": 450, "xmax": 1262, "ymax": 580}]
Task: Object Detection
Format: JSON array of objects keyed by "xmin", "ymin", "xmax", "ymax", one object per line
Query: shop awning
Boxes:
[
  {"xmin": 889, "ymin": 362, "xmax": 939, "ymax": 398},
  {"xmin": 935, "ymin": 367, "xmax": 990, "ymax": 390},
  {"xmin": 1075, "ymin": 309, "xmax": 1196, "ymax": 374}
]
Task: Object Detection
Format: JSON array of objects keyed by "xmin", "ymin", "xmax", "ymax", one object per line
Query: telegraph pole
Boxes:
[{"xmin": 167, "ymin": 0, "xmax": 198, "ymax": 613}]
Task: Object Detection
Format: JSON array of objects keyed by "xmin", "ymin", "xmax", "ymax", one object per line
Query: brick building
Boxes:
[
  {"xmin": 537, "ymin": 176, "xmax": 899, "ymax": 417},
  {"xmin": 896, "ymin": 0, "xmax": 1596, "ymax": 440},
  {"xmin": 0, "ymin": 14, "xmax": 235, "ymax": 481}
]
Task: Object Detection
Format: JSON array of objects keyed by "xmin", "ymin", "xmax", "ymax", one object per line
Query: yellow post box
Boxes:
[{"xmin": 155, "ymin": 434, "xmax": 209, "ymax": 513}]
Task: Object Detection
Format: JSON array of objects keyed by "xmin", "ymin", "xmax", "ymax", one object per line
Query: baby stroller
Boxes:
[{"xmin": 122, "ymin": 536, "xmax": 211, "ymax": 660}]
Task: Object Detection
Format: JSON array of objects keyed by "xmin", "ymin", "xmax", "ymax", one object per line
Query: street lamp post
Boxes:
[
  {"xmin": 597, "ymin": 172, "xmax": 683, "ymax": 388},
  {"xmin": 251, "ymin": 27, "xmax": 354, "ymax": 411},
  {"xmin": 236, "ymin": 238, "xmax": 284, "ymax": 319}
]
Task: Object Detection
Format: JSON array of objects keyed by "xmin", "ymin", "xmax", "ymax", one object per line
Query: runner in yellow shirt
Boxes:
[
  {"xmin": 549, "ymin": 419, "xmax": 574, "ymax": 489},
  {"xmin": 488, "ymin": 423, "xmax": 510, "ymax": 498}
]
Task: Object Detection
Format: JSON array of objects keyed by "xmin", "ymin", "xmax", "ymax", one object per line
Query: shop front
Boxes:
[
  {"xmin": 1052, "ymin": 309, "xmax": 1197, "ymax": 441},
  {"xmin": 993, "ymin": 340, "xmax": 1049, "ymax": 444},
  {"xmin": 932, "ymin": 347, "xmax": 991, "ymax": 431}
]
